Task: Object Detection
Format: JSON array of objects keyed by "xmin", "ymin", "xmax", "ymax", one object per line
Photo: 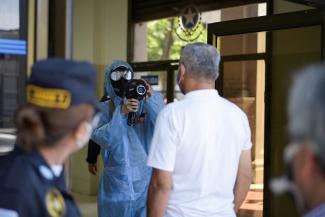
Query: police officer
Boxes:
[{"xmin": 0, "ymin": 59, "xmax": 99, "ymax": 217}]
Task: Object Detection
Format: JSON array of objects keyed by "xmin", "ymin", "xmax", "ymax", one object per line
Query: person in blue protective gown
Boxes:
[{"xmin": 91, "ymin": 60, "xmax": 164, "ymax": 217}]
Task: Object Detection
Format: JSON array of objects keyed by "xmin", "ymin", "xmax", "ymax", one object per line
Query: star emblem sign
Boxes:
[
  {"xmin": 176, "ymin": 5, "xmax": 203, "ymax": 42},
  {"xmin": 181, "ymin": 6, "xmax": 199, "ymax": 30}
]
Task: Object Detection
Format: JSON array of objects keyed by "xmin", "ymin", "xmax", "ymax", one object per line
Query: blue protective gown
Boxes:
[{"xmin": 91, "ymin": 60, "xmax": 164, "ymax": 217}]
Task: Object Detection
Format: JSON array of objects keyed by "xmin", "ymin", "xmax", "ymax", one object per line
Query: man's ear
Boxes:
[
  {"xmin": 298, "ymin": 145, "xmax": 322, "ymax": 181},
  {"xmin": 307, "ymin": 147, "xmax": 325, "ymax": 177},
  {"xmin": 179, "ymin": 64, "xmax": 186, "ymax": 79}
]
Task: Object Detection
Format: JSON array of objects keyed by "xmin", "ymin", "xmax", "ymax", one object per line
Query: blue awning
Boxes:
[{"xmin": 0, "ymin": 38, "xmax": 27, "ymax": 55}]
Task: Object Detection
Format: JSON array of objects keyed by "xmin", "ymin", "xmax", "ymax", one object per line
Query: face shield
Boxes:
[
  {"xmin": 110, "ymin": 66, "xmax": 134, "ymax": 98},
  {"xmin": 110, "ymin": 69, "xmax": 133, "ymax": 81}
]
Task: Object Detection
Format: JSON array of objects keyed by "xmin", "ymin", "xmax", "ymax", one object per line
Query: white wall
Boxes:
[
  {"xmin": 93, "ymin": 0, "xmax": 128, "ymax": 65},
  {"xmin": 71, "ymin": 0, "xmax": 128, "ymax": 195}
]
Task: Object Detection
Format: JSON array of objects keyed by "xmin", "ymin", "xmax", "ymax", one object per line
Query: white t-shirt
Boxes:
[{"xmin": 147, "ymin": 89, "xmax": 251, "ymax": 217}]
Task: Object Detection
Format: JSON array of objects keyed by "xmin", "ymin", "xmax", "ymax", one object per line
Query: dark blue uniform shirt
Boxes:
[{"xmin": 0, "ymin": 147, "xmax": 81, "ymax": 217}]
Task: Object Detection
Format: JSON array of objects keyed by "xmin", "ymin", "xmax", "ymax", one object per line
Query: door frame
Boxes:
[{"xmin": 207, "ymin": 8, "xmax": 325, "ymax": 217}]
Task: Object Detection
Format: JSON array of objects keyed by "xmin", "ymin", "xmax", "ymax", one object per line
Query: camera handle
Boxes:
[
  {"xmin": 126, "ymin": 98, "xmax": 147, "ymax": 126},
  {"xmin": 127, "ymin": 112, "xmax": 137, "ymax": 126}
]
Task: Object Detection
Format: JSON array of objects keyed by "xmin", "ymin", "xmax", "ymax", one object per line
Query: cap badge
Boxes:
[{"xmin": 27, "ymin": 85, "xmax": 71, "ymax": 109}]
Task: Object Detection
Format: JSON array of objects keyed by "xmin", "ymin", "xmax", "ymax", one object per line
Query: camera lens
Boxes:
[{"xmin": 136, "ymin": 85, "xmax": 146, "ymax": 95}]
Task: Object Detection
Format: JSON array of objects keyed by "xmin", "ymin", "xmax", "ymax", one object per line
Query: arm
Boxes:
[
  {"xmin": 92, "ymin": 98, "xmax": 142, "ymax": 148},
  {"xmin": 91, "ymin": 103, "xmax": 128, "ymax": 149},
  {"xmin": 148, "ymin": 168, "xmax": 173, "ymax": 217},
  {"xmin": 147, "ymin": 107, "xmax": 177, "ymax": 217},
  {"xmin": 86, "ymin": 139, "xmax": 100, "ymax": 164},
  {"xmin": 234, "ymin": 150, "xmax": 253, "ymax": 212},
  {"xmin": 86, "ymin": 140, "xmax": 101, "ymax": 175}
]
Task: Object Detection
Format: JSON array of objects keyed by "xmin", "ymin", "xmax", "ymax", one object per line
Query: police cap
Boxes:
[{"xmin": 27, "ymin": 58, "xmax": 99, "ymax": 110}]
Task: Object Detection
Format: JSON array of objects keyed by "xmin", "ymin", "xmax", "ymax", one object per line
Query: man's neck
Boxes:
[{"xmin": 184, "ymin": 78, "xmax": 215, "ymax": 93}]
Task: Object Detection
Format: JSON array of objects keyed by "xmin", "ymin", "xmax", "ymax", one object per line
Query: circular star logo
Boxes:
[
  {"xmin": 176, "ymin": 5, "xmax": 203, "ymax": 42},
  {"xmin": 181, "ymin": 6, "xmax": 199, "ymax": 30}
]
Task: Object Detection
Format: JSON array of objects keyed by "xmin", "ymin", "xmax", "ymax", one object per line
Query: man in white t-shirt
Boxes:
[{"xmin": 147, "ymin": 43, "xmax": 252, "ymax": 217}]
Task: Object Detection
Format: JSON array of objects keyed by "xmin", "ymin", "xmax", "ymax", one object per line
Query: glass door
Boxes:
[
  {"xmin": 219, "ymin": 32, "xmax": 266, "ymax": 217},
  {"xmin": 208, "ymin": 9, "xmax": 324, "ymax": 217}
]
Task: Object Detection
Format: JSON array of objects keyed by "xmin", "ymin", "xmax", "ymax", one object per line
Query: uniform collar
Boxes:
[
  {"xmin": 27, "ymin": 149, "xmax": 64, "ymax": 184},
  {"xmin": 29, "ymin": 149, "xmax": 56, "ymax": 179},
  {"xmin": 4, "ymin": 147, "xmax": 66, "ymax": 191}
]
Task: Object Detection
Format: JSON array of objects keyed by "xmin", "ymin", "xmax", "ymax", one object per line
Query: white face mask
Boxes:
[
  {"xmin": 270, "ymin": 175, "xmax": 305, "ymax": 213},
  {"xmin": 76, "ymin": 122, "xmax": 93, "ymax": 149},
  {"xmin": 76, "ymin": 114, "xmax": 99, "ymax": 149}
]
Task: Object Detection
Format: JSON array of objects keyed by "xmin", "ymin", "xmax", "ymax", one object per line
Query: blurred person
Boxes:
[
  {"xmin": 271, "ymin": 65, "xmax": 325, "ymax": 217},
  {"xmin": 147, "ymin": 43, "xmax": 253, "ymax": 217},
  {"xmin": 0, "ymin": 59, "xmax": 99, "ymax": 217},
  {"xmin": 91, "ymin": 60, "xmax": 164, "ymax": 217}
]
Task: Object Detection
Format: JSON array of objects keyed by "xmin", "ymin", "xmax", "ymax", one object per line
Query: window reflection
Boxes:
[
  {"xmin": 0, "ymin": 0, "xmax": 20, "ymax": 39},
  {"xmin": 0, "ymin": 0, "xmax": 25, "ymax": 128},
  {"xmin": 0, "ymin": 56, "xmax": 21, "ymax": 128}
]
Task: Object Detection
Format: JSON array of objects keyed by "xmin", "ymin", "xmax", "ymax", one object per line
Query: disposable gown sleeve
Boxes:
[
  {"xmin": 145, "ymin": 91, "xmax": 164, "ymax": 124},
  {"xmin": 91, "ymin": 103, "xmax": 128, "ymax": 149}
]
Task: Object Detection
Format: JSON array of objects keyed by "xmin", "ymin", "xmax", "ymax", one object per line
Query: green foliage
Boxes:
[
  {"xmin": 147, "ymin": 17, "xmax": 208, "ymax": 61},
  {"xmin": 147, "ymin": 19, "xmax": 171, "ymax": 61}
]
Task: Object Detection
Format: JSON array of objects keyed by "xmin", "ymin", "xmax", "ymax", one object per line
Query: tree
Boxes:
[{"xmin": 147, "ymin": 17, "xmax": 208, "ymax": 61}]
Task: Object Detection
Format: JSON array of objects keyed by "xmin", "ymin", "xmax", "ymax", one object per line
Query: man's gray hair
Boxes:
[
  {"xmin": 180, "ymin": 43, "xmax": 220, "ymax": 81},
  {"xmin": 288, "ymin": 65, "xmax": 325, "ymax": 168}
]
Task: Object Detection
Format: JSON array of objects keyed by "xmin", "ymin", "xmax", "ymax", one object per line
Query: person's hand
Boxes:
[
  {"xmin": 88, "ymin": 163, "xmax": 98, "ymax": 175},
  {"xmin": 121, "ymin": 99, "xmax": 139, "ymax": 115},
  {"xmin": 141, "ymin": 79, "xmax": 153, "ymax": 98}
]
